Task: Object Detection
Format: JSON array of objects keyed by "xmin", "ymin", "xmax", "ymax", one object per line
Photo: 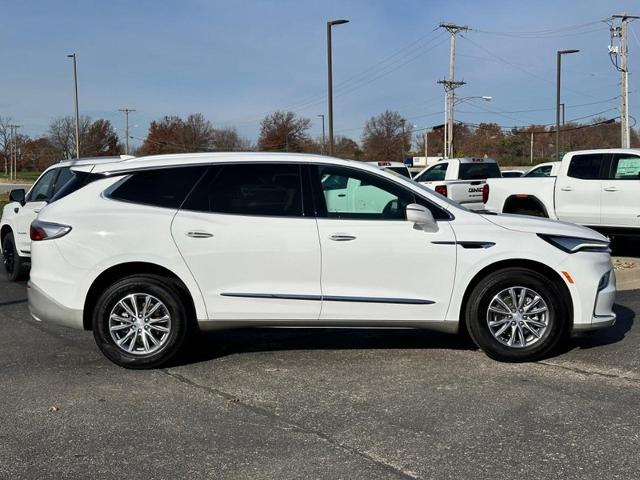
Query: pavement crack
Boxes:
[
  {"xmin": 537, "ymin": 360, "xmax": 640, "ymax": 383},
  {"xmin": 162, "ymin": 369, "xmax": 421, "ymax": 480}
]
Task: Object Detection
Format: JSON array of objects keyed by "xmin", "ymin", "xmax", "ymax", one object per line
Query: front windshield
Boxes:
[{"xmin": 404, "ymin": 176, "xmax": 473, "ymax": 213}]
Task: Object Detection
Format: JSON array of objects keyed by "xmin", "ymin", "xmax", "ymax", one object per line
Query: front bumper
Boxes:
[{"xmin": 27, "ymin": 281, "xmax": 84, "ymax": 329}]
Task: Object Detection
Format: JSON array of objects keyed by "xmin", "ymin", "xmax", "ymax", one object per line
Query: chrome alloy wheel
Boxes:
[
  {"xmin": 108, "ymin": 293, "xmax": 172, "ymax": 355},
  {"xmin": 486, "ymin": 287, "xmax": 549, "ymax": 349}
]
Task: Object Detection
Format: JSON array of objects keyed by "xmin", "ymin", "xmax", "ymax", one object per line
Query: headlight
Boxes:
[{"xmin": 537, "ymin": 234, "xmax": 610, "ymax": 253}]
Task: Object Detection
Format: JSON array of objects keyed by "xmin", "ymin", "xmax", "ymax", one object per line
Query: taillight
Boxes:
[
  {"xmin": 435, "ymin": 185, "xmax": 448, "ymax": 197},
  {"xmin": 482, "ymin": 184, "xmax": 489, "ymax": 203},
  {"xmin": 30, "ymin": 219, "xmax": 72, "ymax": 241}
]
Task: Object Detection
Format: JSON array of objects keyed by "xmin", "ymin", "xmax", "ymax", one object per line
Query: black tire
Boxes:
[
  {"xmin": 465, "ymin": 268, "xmax": 569, "ymax": 362},
  {"xmin": 92, "ymin": 274, "xmax": 192, "ymax": 369},
  {"xmin": 2, "ymin": 232, "xmax": 28, "ymax": 281}
]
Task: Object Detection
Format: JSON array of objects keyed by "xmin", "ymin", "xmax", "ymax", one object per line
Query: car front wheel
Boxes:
[
  {"xmin": 465, "ymin": 268, "xmax": 569, "ymax": 362},
  {"xmin": 92, "ymin": 274, "xmax": 191, "ymax": 369}
]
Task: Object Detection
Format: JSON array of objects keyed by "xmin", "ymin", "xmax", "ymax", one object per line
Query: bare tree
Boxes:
[
  {"xmin": 47, "ymin": 116, "xmax": 92, "ymax": 158},
  {"xmin": 258, "ymin": 111, "xmax": 311, "ymax": 152},
  {"xmin": 212, "ymin": 127, "xmax": 251, "ymax": 151},
  {"xmin": 361, "ymin": 111, "xmax": 411, "ymax": 162}
]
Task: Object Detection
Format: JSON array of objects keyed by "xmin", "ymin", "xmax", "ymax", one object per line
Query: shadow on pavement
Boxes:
[
  {"xmin": 175, "ymin": 327, "xmax": 476, "ymax": 367},
  {"xmin": 610, "ymin": 237, "xmax": 640, "ymax": 258},
  {"xmin": 566, "ymin": 301, "xmax": 635, "ymax": 351}
]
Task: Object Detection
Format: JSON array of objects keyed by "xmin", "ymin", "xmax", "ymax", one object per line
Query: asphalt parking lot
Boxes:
[{"xmin": 1, "ymin": 275, "xmax": 639, "ymax": 480}]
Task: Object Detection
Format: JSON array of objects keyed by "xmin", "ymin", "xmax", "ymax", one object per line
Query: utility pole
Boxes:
[
  {"xmin": 8, "ymin": 124, "xmax": 21, "ymax": 181},
  {"xmin": 424, "ymin": 129, "xmax": 429, "ymax": 158},
  {"xmin": 556, "ymin": 49, "xmax": 579, "ymax": 161},
  {"xmin": 610, "ymin": 14, "xmax": 639, "ymax": 148},
  {"xmin": 119, "ymin": 108, "xmax": 136, "ymax": 155},
  {"xmin": 326, "ymin": 19, "xmax": 349, "ymax": 156},
  {"xmin": 530, "ymin": 131, "xmax": 534, "ymax": 164},
  {"xmin": 437, "ymin": 22, "xmax": 468, "ymax": 159},
  {"xmin": 67, "ymin": 53, "xmax": 81, "ymax": 158},
  {"xmin": 317, "ymin": 114, "xmax": 326, "ymax": 154}
]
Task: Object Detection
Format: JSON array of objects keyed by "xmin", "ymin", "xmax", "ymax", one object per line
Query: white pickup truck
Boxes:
[
  {"xmin": 483, "ymin": 148, "xmax": 640, "ymax": 236},
  {"xmin": 413, "ymin": 157, "xmax": 501, "ymax": 210}
]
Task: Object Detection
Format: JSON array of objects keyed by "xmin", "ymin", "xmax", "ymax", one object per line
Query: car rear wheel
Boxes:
[
  {"xmin": 92, "ymin": 274, "xmax": 191, "ymax": 369},
  {"xmin": 2, "ymin": 232, "xmax": 28, "ymax": 281},
  {"xmin": 465, "ymin": 268, "xmax": 569, "ymax": 362}
]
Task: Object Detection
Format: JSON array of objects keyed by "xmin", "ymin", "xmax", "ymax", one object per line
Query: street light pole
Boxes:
[
  {"xmin": 119, "ymin": 108, "xmax": 136, "ymax": 155},
  {"xmin": 67, "ymin": 53, "xmax": 81, "ymax": 159},
  {"xmin": 327, "ymin": 19, "xmax": 349, "ymax": 156},
  {"xmin": 317, "ymin": 114, "xmax": 326, "ymax": 154},
  {"xmin": 556, "ymin": 49, "xmax": 579, "ymax": 161}
]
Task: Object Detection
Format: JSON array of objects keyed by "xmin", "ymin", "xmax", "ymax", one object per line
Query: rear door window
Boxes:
[
  {"xmin": 183, "ymin": 163, "xmax": 304, "ymax": 217},
  {"xmin": 610, "ymin": 154, "xmax": 640, "ymax": 180},
  {"xmin": 567, "ymin": 154, "xmax": 606, "ymax": 180},
  {"xmin": 108, "ymin": 166, "xmax": 207, "ymax": 209},
  {"xmin": 52, "ymin": 167, "xmax": 74, "ymax": 194},
  {"xmin": 458, "ymin": 162, "xmax": 501, "ymax": 180}
]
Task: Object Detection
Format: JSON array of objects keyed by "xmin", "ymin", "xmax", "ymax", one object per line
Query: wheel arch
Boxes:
[
  {"xmin": 502, "ymin": 195, "xmax": 549, "ymax": 217},
  {"xmin": 83, "ymin": 261, "xmax": 198, "ymax": 331},
  {"xmin": 458, "ymin": 259, "xmax": 573, "ymax": 332}
]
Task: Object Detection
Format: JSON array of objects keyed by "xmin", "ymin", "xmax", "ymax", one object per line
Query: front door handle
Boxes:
[
  {"xmin": 603, "ymin": 187, "xmax": 618, "ymax": 192},
  {"xmin": 560, "ymin": 186, "xmax": 573, "ymax": 192},
  {"xmin": 186, "ymin": 231, "xmax": 213, "ymax": 238},
  {"xmin": 329, "ymin": 233, "xmax": 356, "ymax": 242}
]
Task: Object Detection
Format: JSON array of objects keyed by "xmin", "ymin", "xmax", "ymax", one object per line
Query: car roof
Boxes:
[
  {"xmin": 454, "ymin": 157, "xmax": 497, "ymax": 163},
  {"xmin": 77, "ymin": 152, "xmax": 394, "ymax": 175},
  {"xmin": 49, "ymin": 155, "xmax": 135, "ymax": 169}
]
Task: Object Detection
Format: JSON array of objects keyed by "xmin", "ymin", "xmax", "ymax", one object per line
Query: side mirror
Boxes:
[
  {"xmin": 9, "ymin": 189, "xmax": 25, "ymax": 206},
  {"xmin": 406, "ymin": 203, "xmax": 438, "ymax": 233}
]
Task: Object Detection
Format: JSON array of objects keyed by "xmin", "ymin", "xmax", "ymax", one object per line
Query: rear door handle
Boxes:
[
  {"xmin": 560, "ymin": 187, "xmax": 573, "ymax": 191},
  {"xmin": 329, "ymin": 234, "xmax": 356, "ymax": 242},
  {"xmin": 186, "ymin": 231, "xmax": 213, "ymax": 238},
  {"xmin": 603, "ymin": 187, "xmax": 618, "ymax": 192}
]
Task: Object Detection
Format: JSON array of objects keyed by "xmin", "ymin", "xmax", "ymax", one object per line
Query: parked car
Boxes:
[
  {"xmin": 368, "ymin": 161, "xmax": 412, "ymax": 179},
  {"xmin": 28, "ymin": 153, "xmax": 615, "ymax": 368},
  {"xmin": 524, "ymin": 161, "xmax": 560, "ymax": 177},
  {"xmin": 1, "ymin": 156, "xmax": 132, "ymax": 281},
  {"xmin": 501, "ymin": 170, "xmax": 525, "ymax": 178},
  {"xmin": 413, "ymin": 157, "xmax": 501, "ymax": 210},
  {"xmin": 483, "ymin": 149, "xmax": 640, "ymax": 236}
]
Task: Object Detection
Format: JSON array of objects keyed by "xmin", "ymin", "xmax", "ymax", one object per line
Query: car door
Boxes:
[
  {"xmin": 14, "ymin": 168, "xmax": 59, "ymax": 253},
  {"xmin": 415, "ymin": 162, "xmax": 448, "ymax": 183},
  {"xmin": 600, "ymin": 152, "xmax": 640, "ymax": 227},
  {"xmin": 554, "ymin": 153, "xmax": 606, "ymax": 225},
  {"xmin": 311, "ymin": 164, "xmax": 457, "ymax": 322},
  {"xmin": 171, "ymin": 162, "xmax": 322, "ymax": 321}
]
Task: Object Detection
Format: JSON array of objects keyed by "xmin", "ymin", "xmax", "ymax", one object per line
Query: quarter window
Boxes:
[
  {"xmin": 610, "ymin": 154, "xmax": 640, "ymax": 180},
  {"xmin": 567, "ymin": 154, "xmax": 604, "ymax": 180},
  {"xmin": 315, "ymin": 165, "xmax": 413, "ymax": 220},
  {"xmin": 26, "ymin": 169, "xmax": 58, "ymax": 202},
  {"xmin": 108, "ymin": 166, "xmax": 207, "ymax": 209},
  {"xmin": 183, "ymin": 163, "xmax": 303, "ymax": 217}
]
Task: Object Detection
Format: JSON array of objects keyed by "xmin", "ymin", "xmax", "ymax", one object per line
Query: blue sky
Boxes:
[{"xmin": 2, "ymin": 0, "xmax": 639, "ymax": 147}]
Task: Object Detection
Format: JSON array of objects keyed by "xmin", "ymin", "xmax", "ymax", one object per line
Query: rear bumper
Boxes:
[{"xmin": 27, "ymin": 281, "xmax": 84, "ymax": 329}]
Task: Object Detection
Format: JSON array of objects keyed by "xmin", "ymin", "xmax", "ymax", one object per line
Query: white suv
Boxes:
[{"xmin": 27, "ymin": 153, "xmax": 616, "ymax": 368}]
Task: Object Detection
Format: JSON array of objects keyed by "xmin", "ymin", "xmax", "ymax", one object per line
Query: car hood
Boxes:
[{"xmin": 480, "ymin": 213, "xmax": 608, "ymax": 241}]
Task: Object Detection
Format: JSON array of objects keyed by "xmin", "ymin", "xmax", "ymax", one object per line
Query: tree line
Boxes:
[{"xmin": 2, "ymin": 109, "xmax": 638, "ymax": 173}]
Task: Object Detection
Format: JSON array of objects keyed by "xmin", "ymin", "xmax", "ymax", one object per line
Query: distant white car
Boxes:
[
  {"xmin": 28, "ymin": 152, "xmax": 615, "ymax": 368},
  {"xmin": 413, "ymin": 157, "xmax": 501, "ymax": 210},
  {"xmin": 1, "ymin": 156, "xmax": 132, "ymax": 280},
  {"xmin": 524, "ymin": 161, "xmax": 560, "ymax": 177},
  {"xmin": 501, "ymin": 170, "xmax": 525, "ymax": 178},
  {"xmin": 367, "ymin": 161, "xmax": 412, "ymax": 179}
]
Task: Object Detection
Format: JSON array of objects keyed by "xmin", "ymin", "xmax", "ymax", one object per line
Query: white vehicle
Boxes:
[
  {"xmin": 367, "ymin": 161, "xmax": 412, "ymax": 179},
  {"xmin": 413, "ymin": 157, "xmax": 501, "ymax": 210},
  {"xmin": 524, "ymin": 161, "xmax": 560, "ymax": 177},
  {"xmin": 501, "ymin": 170, "xmax": 525, "ymax": 178},
  {"xmin": 28, "ymin": 153, "xmax": 615, "ymax": 368},
  {"xmin": 1, "ymin": 156, "xmax": 132, "ymax": 281},
  {"xmin": 483, "ymin": 149, "xmax": 640, "ymax": 236}
]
